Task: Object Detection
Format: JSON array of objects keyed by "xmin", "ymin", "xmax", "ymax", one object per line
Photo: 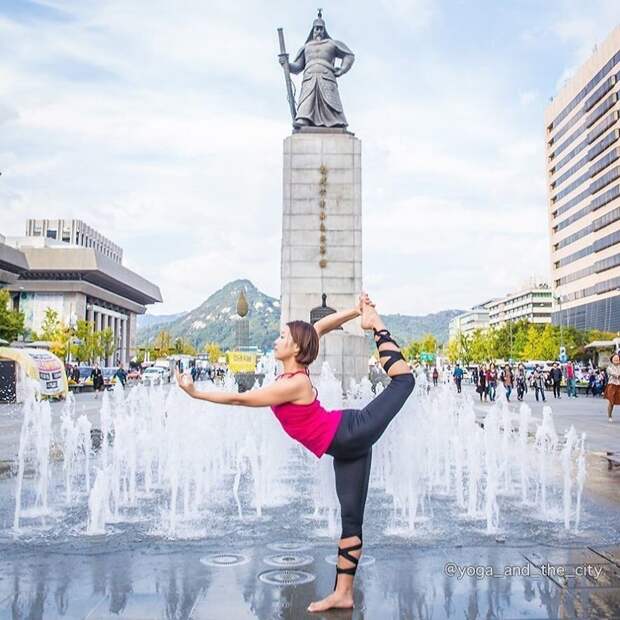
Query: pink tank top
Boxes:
[{"xmin": 270, "ymin": 369, "xmax": 343, "ymax": 458}]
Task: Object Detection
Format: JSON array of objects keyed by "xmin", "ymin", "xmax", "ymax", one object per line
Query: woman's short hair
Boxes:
[{"xmin": 287, "ymin": 320, "xmax": 319, "ymax": 365}]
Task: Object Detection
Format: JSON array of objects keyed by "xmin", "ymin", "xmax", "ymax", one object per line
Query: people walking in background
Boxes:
[
  {"xmin": 432, "ymin": 366, "xmax": 438, "ymax": 387},
  {"xmin": 550, "ymin": 362, "xmax": 562, "ymax": 399},
  {"xmin": 471, "ymin": 366, "xmax": 479, "ymax": 386},
  {"xmin": 487, "ymin": 363, "xmax": 498, "ymax": 402},
  {"xmin": 114, "ymin": 363, "xmax": 127, "ymax": 388},
  {"xmin": 477, "ymin": 364, "xmax": 488, "ymax": 402},
  {"xmin": 516, "ymin": 364, "xmax": 527, "ymax": 401},
  {"xmin": 532, "ymin": 365, "xmax": 546, "ymax": 402},
  {"xmin": 500, "ymin": 364, "xmax": 513, "ymax": 401},
  {"xmin": 604, "ymin": 353, "xmax": 620, "ymax": 422},
  {"xmin": 91, "ymin": 363, "xmax": 104, "ymax": 398},
  {"xmin": 566, "ymin": 361, "xmax": 577, "ymax": 398},
  {"xmin": 453, "ymin": 363, "xmax": 464, "ymax": 394},
  {"xmin": 586, "ymin": 369, "xmax": 596, "ymax": 396}
]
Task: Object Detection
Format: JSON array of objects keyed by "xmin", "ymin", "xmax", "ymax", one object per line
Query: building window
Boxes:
[{"xmin": 46, "ymin": 230, "xmax": 57, "ymax": 239}]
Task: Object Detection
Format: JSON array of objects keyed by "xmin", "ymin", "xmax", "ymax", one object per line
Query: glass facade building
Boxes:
[{"xmin": 546, "ymin": 25, "xmax": 620, "ymax": 332}]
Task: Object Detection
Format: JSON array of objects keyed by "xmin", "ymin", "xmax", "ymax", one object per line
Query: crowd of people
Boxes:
[{"xmin": 438, "ymin": 355, "xmax": 620, "ymax": 422}]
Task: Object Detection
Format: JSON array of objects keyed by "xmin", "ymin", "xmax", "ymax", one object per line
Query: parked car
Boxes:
[
  {"xmin": 77, "ymin": 366, "xmax": 94, "ymax": 386},
  {"xmin": 102, "ymin": 367, "xmax": 118, "ymax": 388},
  {"xmin": 127, "ymin": 368, "xmax": 141, "ymax": 382},
  {"xmin": 142, "ymin": 366, "xmax": 168, "ymax": 385}
]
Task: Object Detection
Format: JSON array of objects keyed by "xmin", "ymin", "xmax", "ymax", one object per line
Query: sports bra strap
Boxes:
[{"xmin": 276, "ymin": 368, "xmax": 310, "ymax": 380}]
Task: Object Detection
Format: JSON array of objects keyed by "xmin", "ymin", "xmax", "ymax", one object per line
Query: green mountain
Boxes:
[
  {"xmin": 137, "ymin": 279, "xmax": 464, "ymax": 352},
  {"xmin": 137, "ymin": 279, "xmax": 281, "ymax": 352},
  {"xmin": 378, "ymin": 311, "xmax": 464, "ymax": 347}
]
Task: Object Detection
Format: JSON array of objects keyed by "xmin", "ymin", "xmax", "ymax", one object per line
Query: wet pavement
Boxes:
[
  {"xmin": 1, "ymin": 540, "xmax": 620, "ymax": 618},
  {"xmin": 1, "ymin": 388, "xmax": 620, "ymax": 618}
]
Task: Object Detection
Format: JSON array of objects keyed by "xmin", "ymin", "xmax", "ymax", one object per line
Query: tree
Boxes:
[
  {"xmin": 99, "ymin": 327, "xmax": 115, "ymax": 363},
  {"xmin": 445, "ymin": 338, "xmax": 461, "ymax": 363},
  {"xmin": 469, "ymin": 329, "xmax": 494, "ymax": 363},
  {"xmin": 70, "ymin": 320, "xmax": 99, "ymax": 364},
  {"xmin": 204, "ymin": 341, "xmax": 222, "ymax": 363},
  {"xmin": 39, "ymin": 308, "xmax": 61, "ymax": 340},
  {"xmin": 538, "ymin": 324, "xmax": 558, "ymax": 360},
  {"xmin": 0, "ymin": 290, "xmax": 25, "ymax": 343},
  {"xmin": 153, "ymin": 330, "xmax": 172, "ymax": 355},
  {"xmin": 403, "ymin": 340, "xmax": 421, "ymax": 362},
  {"xmin": 420, "ymin": 333, "xmax": 438, "ymax": 356},
  {"xmin": 173, "ymin": 338, "xmax": 197, "ymax": 355},
  {"xmin": 38, "ymin": 307, "xmax": 72, "ymax": 359}
]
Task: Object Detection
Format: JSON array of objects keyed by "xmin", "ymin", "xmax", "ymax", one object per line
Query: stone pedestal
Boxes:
[{"xmin": 280, "ymin": 129, "xmax": 367, "ymax": 390}]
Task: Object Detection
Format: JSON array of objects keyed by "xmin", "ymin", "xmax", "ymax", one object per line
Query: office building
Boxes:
[
  {"xmin": 26, "ymin": 219, "xmax": 123, "ymax": 263},
  {"xmin": 546, "ymin": 25, "xmax": 620, "ymax": 331},
  {"xmin": 486, "ymin": 284, "xmax": 553, "ymax": 328}
]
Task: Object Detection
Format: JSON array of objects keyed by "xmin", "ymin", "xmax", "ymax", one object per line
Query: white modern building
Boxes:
[
  {"xmin": 486, "ymin": 284, "xmax": 553, "ymax": 328},
  {"xmin": 26, "ymin": 219, "xmax": 123, "ymax": 263},
  {"xmin": 448, "ymin": 305, "xmax": 492, "ymax": 340},
  {"xmin": 1, "ymin": 224, "xmax": 161, "ymax": 365}
]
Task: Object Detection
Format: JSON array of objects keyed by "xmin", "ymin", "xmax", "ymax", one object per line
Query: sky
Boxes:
[{"xmin": 2, "ymin": 0, "xmax": 620, "ymax": 316}]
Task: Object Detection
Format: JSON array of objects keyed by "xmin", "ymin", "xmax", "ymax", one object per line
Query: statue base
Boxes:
[
  {"xmin": 280, "ymin": 130, "xmax": 366, "ymax": 392},
  {"xmin": 310, "ymin": 331, "xmax": 369, "ymax": 395},
  {"xmin": 293, "ymin": 126, "xmax": 355, "ymax": 136}
]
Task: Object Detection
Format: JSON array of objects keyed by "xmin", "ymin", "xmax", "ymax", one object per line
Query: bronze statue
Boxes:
[{"xmin": 278, "ymin": 10, "xmax": 355, "ymax": 129}]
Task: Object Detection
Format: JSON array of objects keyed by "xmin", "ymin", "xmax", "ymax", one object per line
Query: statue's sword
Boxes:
[{"xmin": 277, "ymin": 28, "xmax": 297, "ymax": 123}]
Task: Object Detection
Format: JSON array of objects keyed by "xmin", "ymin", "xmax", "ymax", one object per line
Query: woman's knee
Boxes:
[{"xmin": 391, "ymin": 372, "xmax": 415, "ymax": 396}]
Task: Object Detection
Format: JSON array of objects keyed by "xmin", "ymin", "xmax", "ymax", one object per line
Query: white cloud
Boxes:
[{"xmin": 1, "ymin": 1, "xmax": 618, "ymax": 317}]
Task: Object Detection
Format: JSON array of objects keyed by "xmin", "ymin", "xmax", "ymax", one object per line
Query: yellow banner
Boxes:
[{"xmin": 226, "ymin": 351, "xmax": 257, "ymax": 373}]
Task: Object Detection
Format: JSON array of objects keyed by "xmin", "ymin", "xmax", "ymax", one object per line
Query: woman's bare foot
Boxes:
[
  {"xmin": 361, "ymin": 302, "xmax": 381, "ymax": 331},
  {"xmin": 307, "ymin": 590, "xmax": 354, "ymax": 613}
]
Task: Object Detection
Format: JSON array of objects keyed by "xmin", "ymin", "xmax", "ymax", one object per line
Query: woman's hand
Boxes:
[
  {"xmin": 357, "ymin": 291, "xmax": 375, "ymax": 314},
  {"xmin": 175, "ymin": 368, "xmax": 196, "ymax": 396}
]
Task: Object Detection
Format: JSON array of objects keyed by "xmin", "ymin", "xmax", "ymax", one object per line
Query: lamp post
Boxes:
[{"xmin": 556, "ymin": 295, "xmax": 564, "ymax": 351}]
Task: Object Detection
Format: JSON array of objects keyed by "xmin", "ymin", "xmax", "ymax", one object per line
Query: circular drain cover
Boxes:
[
  {"xmin": 200, "ymin": 553, "xmax": 249, "ymax": 567},
  {"xmin": 267, "ymin": 541, "xmax": 311, "ymax": 553},
  {"xmin": 263, "ymin": 554, "xmax": 314, "ymax": 568},
  {"xmin": 325, "ymin": 554, "xmax": 375, "ymax": 567},
  {"xmin": 259, "ymin": 569, "xmax": 315, "ymax": 586}
]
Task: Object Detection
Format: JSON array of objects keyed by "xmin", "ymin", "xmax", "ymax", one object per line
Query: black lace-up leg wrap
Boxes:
[{"xmin": 373, "ymin": 328, "xmax": 405, "ymax": 374}]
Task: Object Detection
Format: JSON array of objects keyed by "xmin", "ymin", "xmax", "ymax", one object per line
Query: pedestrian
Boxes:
[
  {"xmin": 432, "ymin": 366, "xmax": 438, "ymax": 387},
  {"xmin": 477, "ymin": 363, "xmax": 488, "ymax": 402},
  {"xmin": 566, "ymin": 361, "xmax": 577, "ymax": 398},
  {"xmin": 604, "ymin": 353, "xmax": 620, "ymax": 422},
  {"xmin": 472, "ymin": 366, "xmax": 479, "ymax": 386},
  {"xmin": 487, "ymin": 363, "xmax": 498, "ymax": 401},
  {"xmin": 532, "ymin": 365, "xmax": 546, "ymax": 402},
  {"xmin": 586, "ymin": 369, "xmax": 596, "ymax": 397},
  {"xmin": 453, "ymin": 363, "xmax": 464, "ymax": 394},
  {"xmin": 550, "ymin": 362, "xmax": 562, "ymax": 399},
  {"xmin": 91, "ymin": 363, "xmax": 104, "ymax": 398},
  {"xmin": 501, "ymin": 364, "xmax": 513, "ymax": 401},
  {"xmin": 516, "ymin": 364, "xmax": 527, "ymax": 401},
  {"xmin": 114, "ymin": 363, "xmax": 127, "ymax": 388}
]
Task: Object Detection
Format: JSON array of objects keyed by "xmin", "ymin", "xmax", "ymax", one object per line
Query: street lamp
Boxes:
[{"xmin": 556, "ymin": 295, "xmax": 564, "ymax": 352}]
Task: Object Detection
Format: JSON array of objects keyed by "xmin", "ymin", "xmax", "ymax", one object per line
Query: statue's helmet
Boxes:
[
  {"xmin": 313, "ymin": 9, "xmax": 325, "ymax": 28},
  {"xmin": 306, "ymin": 9, "xmax": 330, "ymax": 42}
]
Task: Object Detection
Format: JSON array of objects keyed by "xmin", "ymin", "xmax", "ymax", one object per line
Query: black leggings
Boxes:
[{"xmin": 325, "ymin": 373, "xmax": 415, "ymax": 539}]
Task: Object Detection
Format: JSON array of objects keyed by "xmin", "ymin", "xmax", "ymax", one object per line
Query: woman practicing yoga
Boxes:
[{"xmin": 175, "ymin": 293, "xmax": 415, "ymax": 612}]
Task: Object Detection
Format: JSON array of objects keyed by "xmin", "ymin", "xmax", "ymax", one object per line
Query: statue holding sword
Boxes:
[{"xmin": 277, "ymin": 10, "xmax": 355, "ymax": 129}]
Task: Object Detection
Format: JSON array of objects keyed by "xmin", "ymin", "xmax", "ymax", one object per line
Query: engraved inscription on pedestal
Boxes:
[{"xmin": 280, "ymin": 131, "xmax": 367, "ymax": 388}]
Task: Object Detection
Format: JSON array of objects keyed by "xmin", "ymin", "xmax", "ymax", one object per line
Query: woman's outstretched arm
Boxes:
[
  {"xmin": 313, "ymin": 292, "xmax": 374, "ymax": 338},
  {"xmin": 175, "ymin": 368, "xmax": 302, "ymax": 407}
]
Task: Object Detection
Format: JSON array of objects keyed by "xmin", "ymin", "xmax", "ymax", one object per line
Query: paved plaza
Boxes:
[{"xmin": 0, "ymin": 386, "xmax": 619, "ymax": 618}]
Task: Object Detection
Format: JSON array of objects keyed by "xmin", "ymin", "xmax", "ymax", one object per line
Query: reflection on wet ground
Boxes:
[{"xmin": 1, "ymin": 542, "xmax": 620, "ymax": 619}]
